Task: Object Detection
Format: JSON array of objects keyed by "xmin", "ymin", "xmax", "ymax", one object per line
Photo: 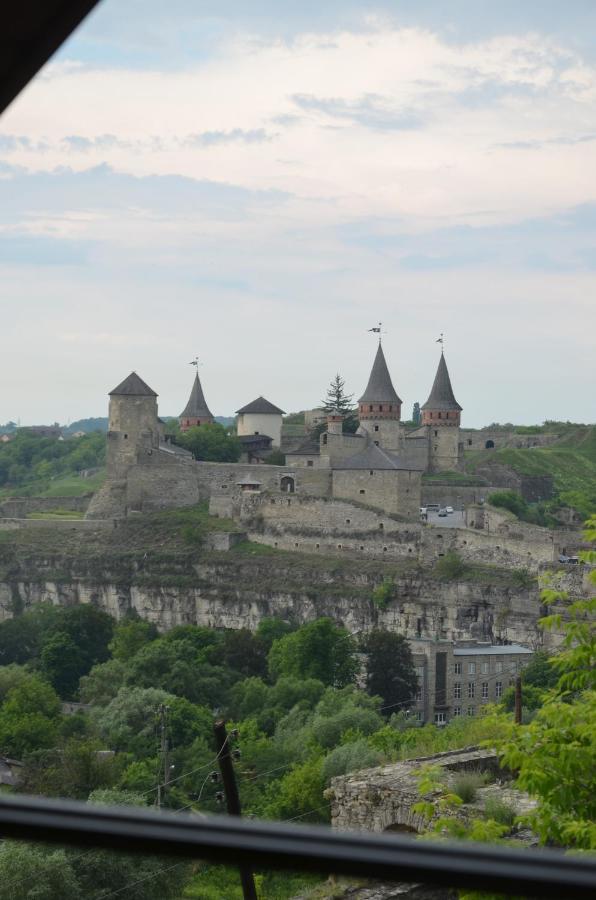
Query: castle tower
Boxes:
[
  {"xmin": 421, "ymin": 352, "xmax": 462, "ymax": 472},
  {"xmin": 179, "ymin": 373, "xmax": 214, "ymax": 432},
  {"xmin": 107, "ymin": 372, "xmax": 160, "ymax": 469},
  {"xmin": 358, "ymin": 343, "xmax": 402, "ymax": 451},
  {"xmin": 236, "ymin": 397, "xmax": 285, "ymax": 447},
  {"xmin": 326, "ymin": 411, "xmax": 344, "ymax": 435}
]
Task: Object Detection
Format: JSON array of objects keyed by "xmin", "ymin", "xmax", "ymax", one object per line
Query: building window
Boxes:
[
  {"xmin": 481, "ymin": 662, "xmax": 489, "ymax": 675},
  {"xmin": 454, "ymin": 683, "xmax": 461, "ymax": 699},
  {"xmin": 454, "ymin": 662, "xmax": 462, "ymax": 675},
  {"xmin": 123, "ymin": 434, "xmax": 128, "ymax": 439},
  {"xmin": 379, "ymin": 523, "xmax": 384, "ymax": 530},
  {"xmin": 369, "ymin": 405, "xmax": 373, "ymax": 411},
  {"xmin": 453, "ymin": 706, "xmax": 461, "ymax": 717},
  {"xmin": 374, "ymin": 440, "xmax": 379, "ymax": 446},
  {"xmin": 307, "ymin": 460, "xmax": 314, "ymax": 467},
  {"xmin": 415, "ymin": 711, "xmax": 423, "ymax": 722},
  {"xmin": 374, "ymin": 425, "xmax": 379, "ymax": 432},
  {"xmin": 482, "ymin": 682, "xmax": 489, "ymax": 700},
  {"xmin": 468, "ymin": 439, "xmax": 472, "ymax": 446},
  {"xmin": 434, "ymin": 712, "xmax": 446, "ymax": 725},
  {"xmin": 495, "ymin": 662, "xmax": 503, "ymax": 674},
  {"xmin": 345, "ymin": 519, "xmax": 351, "ymax": 524},
  {"xmin": 468, "ymin": 682, "xmax": 475, "ymax": 699},
  {"xmin": 416, "ymin": 687, "xmax": 422, "ymax": 701},
  {"xmin": 379, "ymin": 405, "xmax": 383, "ymax": 411},
  {"xmin": 495, "ymin": 681, "xmax": 503, "ymax": 698},
  {"xmin": 438, "ymin": 412, "xmax": 442, "ymax": 419},
  {"xmin": 369, "ymin": 470, "xmax": 374, "ymax": 475},
  {"xmin": 434, "ymin": 430, "xmax": 438, "ymax": 436},
  {"xmin": 359, "ymin": 489, "xmax": 365, "ymax": 494},
  {"xmin": 389, "ymin": 405, "xmax": 392, "ymax": 411},
  {"xmin": 467, "ymin": 707, "xmax": 475, "ymax": 716},
  {"xmin": 468, "ymin": 662, "xmax": 476, "ymax": 675}
]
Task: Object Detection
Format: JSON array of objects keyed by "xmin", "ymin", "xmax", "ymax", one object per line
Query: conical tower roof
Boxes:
[
  {"xmin": 421, "ymin": 353, "xmax": 462, "ymax": 411},
  {"xmin": 180, "ymin": 373, "xmax": 213, "ymax": 419},
  {"xmin": 358, "ymin": 343, "xmax": 402, "ymax": 404},
  {"xmin": 109, "ymin": 372, "xmax": 157, "ymax": 397}
]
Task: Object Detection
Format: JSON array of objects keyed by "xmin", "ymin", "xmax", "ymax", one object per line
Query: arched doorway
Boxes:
[
  {"xmin": 280, "ymin": 476, "xmax": 295, "ymax": 493},
  {"xmin": 485, "ymin": 439, "xmax": 495, "ymax": 449}
]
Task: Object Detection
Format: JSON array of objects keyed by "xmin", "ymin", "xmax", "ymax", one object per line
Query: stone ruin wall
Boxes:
[{"xmin": 229, "ymin": 493, "xmax": 558, "ymax": 571}]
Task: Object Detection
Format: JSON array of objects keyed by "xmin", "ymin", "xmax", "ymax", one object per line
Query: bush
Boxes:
[
  {"xmin": 322, "ymin": 739, "xmax": 381, "ymax": 782},
  {"xmin": 452, "ymin": 771, "xmax": 489, "ymax": 804},
  {"xmin": 434, "ymin": 551, "xmax": 467, "ymax": 580},
  {"xmin": 371, "ymin": 578, "xmax": 395, "ymax": 609},
  {"xmin": 484, "ymin": 797, "xmax": 517, "ymax": 827}
]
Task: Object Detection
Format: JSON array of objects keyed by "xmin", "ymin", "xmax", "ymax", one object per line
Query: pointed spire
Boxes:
[
  {"xmin": 180, "ymin": 372, "xmax": 213, "ymax": 419},
  {"xmin": 358, "ymin": 343, "xmax": 402, "ymax": 404},
  {"xmin": 421, "ymin": 353, "xmax": 462, "ymax": 411}
]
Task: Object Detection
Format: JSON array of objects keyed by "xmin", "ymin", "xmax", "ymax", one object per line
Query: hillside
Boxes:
[{"xmin": 465, "ymin": 424, "xmax": 596, "ymax": 516}]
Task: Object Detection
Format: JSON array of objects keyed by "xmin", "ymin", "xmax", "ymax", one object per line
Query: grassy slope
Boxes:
[{"xmin": 465, "ymin": 425, "xmax": 596, "ymax": 504}]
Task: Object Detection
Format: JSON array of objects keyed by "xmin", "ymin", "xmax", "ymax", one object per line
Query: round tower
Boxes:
[
  {"xmin": 107, "ymin": 372, "xmax": 159, "ymax": 470},
  {"xmin": 358, "ymin": 343, "xmax": 402, "ymax": 450},
  {"xmin": 421, "ymin": 352, "xmax": 462, "ymax": 472}
]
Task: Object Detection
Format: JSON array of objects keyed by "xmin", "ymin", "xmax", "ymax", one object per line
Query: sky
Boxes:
[{"xmin": 1, "ymin": 0, "xmax": 595, "ymax": 427}]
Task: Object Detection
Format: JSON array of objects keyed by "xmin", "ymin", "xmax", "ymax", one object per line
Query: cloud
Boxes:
[
  {"xmin": 290, "ymin": 93, "xmax": 426, "ymax": 130},
  {"xmin": 0, "ymin": 162, "xmax": 290, "ymax": 229},
  {"xmin": 183, "ymin": 128, "xmax": 276, "ymax": 146}
]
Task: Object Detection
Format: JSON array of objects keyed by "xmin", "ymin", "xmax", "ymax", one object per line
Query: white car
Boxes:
[{"xmin": 445, "ymin": 505, "xmax": 454, "ymax": 514}]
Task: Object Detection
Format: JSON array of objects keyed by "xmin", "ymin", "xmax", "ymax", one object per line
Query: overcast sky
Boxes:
[{"xmin": 1, "ymin": 1, "xmax": 595, "ymax": 427}]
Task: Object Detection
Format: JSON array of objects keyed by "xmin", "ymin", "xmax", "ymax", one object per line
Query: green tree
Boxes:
[
  {"xmin": 268, "ymin": 619, "xmax": 358, "ymax": 688},
  {"xmin": 79, "ymin": 659, "xmax": 128, "ymax": 705},
  {"xmin": 319, "ymin": 374, "xmax": 359, "ymax": 433},
  {"xmin": 262, "ymin": 756, "xmax": 328, "ymax": 823},
  {"xmin": 40, "ymin": 631, "xmax": 86, "ymax": 699},
  {"xmin": 0, "ymin": 673, "xmax": 62, "ymax": 757},
  {"xmin": 109, "ymin": 618, "xmax": 158, "ymax": 661},
  {"xmin": 0, "ymin": 843, "xmax": 80, "ymax": 900},
  {"xmin": 176, "ymin": 422, "xmax": 241, "ymax": 462},
  {"xmin": 362, "ymin": 630, "xmax": 417, "ymax": 713},
  {"xmin": 497, "ymin": 516, "xmax": 596, "ymax": 849},
  {"xmin": 221, "ymin": 629, "xmax": 267, "ymax": 678},
  {"xmin": 70, "ymin": 790, "xmax": 190, "ymax": 899}
]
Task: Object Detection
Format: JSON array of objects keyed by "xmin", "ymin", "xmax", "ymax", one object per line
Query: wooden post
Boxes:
[
  {"xmin": 214, "ymin": 720, "xmax": 258, "ymax": 900},
  {"xmin": 514, "ymin": 676, "xmax": 522, "ymax": 725}
]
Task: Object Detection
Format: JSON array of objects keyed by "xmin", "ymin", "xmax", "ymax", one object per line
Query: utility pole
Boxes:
[
  {"xmin": 214, "ymin": 720, "xmax": 257, "ymax": 900},
  {"xmin": 514, "ymin": 676, "xmax": 522, "ymax": 725},
  {"xmin": 156, "ymin": 704, "xmax": 170, "ymax": 809}
]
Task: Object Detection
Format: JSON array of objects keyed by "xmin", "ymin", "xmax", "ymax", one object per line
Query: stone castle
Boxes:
[{"xmin": 86, "ymin": 343, "xmax": 463, "ymax": 521}]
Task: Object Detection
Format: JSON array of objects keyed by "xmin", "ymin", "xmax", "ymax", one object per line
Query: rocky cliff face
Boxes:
[{"xmin": 0, "ymin": 545, "xmax": 583, "ymax": 648}]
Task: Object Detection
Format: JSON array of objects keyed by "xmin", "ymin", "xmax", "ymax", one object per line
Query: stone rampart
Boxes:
[{"xmin": 0, "ymin": 495, "xmax": 92, "ymax": 518}]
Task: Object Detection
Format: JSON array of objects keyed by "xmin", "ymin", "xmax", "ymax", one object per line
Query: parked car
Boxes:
[
  {"xmin": 445, "ymin": 506, "xmax": 454, "ymax": 514},
  {"xmin": 426, "ymin": 504, "xmax": 440, "ymax": 512},
  {"xmin": 559, "ymin": 554, "xmax": 582, "ymax": 565},
  {"xmin": 438, "ymin": 508, "xmax": 448, "ymax": 517}
]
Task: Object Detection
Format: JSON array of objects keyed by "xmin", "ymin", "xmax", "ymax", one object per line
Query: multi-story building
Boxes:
[{"xmin": 409, "ymin": 639, "xmax": 533, "ymax": 725}]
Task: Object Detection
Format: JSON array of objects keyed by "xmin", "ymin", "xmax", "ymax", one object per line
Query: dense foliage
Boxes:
[
  {"xmin": 0, "ymin": 431, "xmax": 105, "ymax": 492},
  {"xmin": 170, "ymin": 422, "xmax": 241, "ymax": 462}
]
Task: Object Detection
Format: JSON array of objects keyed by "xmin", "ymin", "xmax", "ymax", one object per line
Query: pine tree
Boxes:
[{"xmin": 321, "ymin": 374, "xmax": 354, "ymax": 415}]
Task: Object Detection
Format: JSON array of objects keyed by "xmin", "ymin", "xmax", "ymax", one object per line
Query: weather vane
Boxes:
[
  {"xmin": 367, "ymin": 322, "xmax": 385, "ymax": 343},
  {"xmin": 436, "ymin": 333, "xmax": 444, "ymax": 352},
  {"xmin": 189, "ymin": 356, "xmax": 202, "ymax": 369}
]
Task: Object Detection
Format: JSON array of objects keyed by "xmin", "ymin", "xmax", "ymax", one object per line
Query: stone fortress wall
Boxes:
[{"xmin": 211, "ymin": 491, "xmax": 562, "ymax": 571}]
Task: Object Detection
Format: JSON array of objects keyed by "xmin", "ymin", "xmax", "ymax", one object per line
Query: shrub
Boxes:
[
  {"xmin": 434, "ymin": 551, "xmax": 467, "ymax": 580},
  {"xmin": 372, "ymin": 577, "xmax": 395, "ymax": 609},
  {"xmin": 484, "ymin": 797, "xmax": 517, "ymax": 827},
  {"xmin": 452, "ymin": 771, "xmax": 488, "ymax": 804},
  {"xmin": 322, "ymin": 739, "xmax": 381, "ymax": 783}
]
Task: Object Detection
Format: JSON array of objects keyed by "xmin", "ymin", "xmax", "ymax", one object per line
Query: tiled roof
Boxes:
[
  {"xmin": 109, "ymin": 372, "xmax": 157, "ymax": 397},
  {"xmin": 358, "ymin": 343, "xmax": 402, "ymax": 404},
  {"xmin": 236, "ymin": 396, "xmax": 285, "ymax": 415},
  {"xmin": 421, "ymin": 353, "xmax": 462, "ymax": 411},
  {"xmin": 180, "ymin": 373, "xmax": 213, "ymax": 419},
  {"xmin": 333, "ymin": 442, "xmax": 423, "ymax": 471}
]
